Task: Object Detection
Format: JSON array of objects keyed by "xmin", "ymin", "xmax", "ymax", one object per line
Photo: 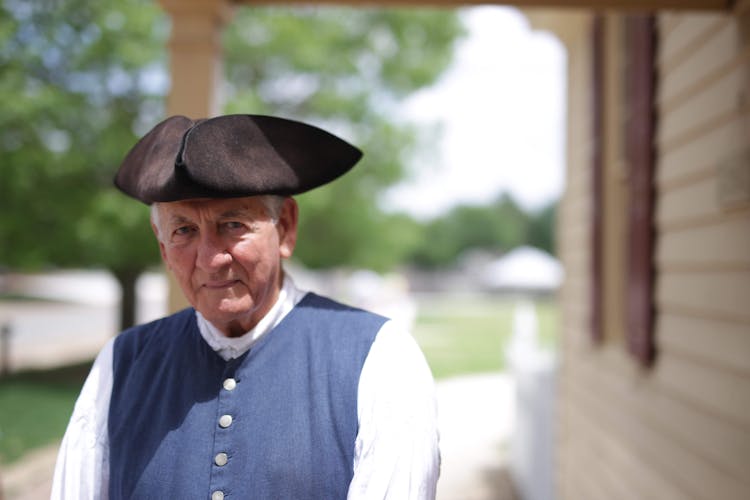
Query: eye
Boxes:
[
  {"xmin": 221, "ymin": 221, "xmax": 248, "ymax": 234},
  {"xmin": 170, "ymin": 225, "xmax": 196, "ymax": 243}
]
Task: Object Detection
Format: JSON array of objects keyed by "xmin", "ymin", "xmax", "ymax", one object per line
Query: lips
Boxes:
[{"xmin": 203, "ymin": 279, "xmax": 240, "ymax": 289}]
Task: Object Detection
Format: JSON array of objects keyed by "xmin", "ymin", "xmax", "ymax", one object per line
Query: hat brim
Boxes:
[{"xmin": 114, "ymin": 114, "xmax": 363, "ymax": 204}]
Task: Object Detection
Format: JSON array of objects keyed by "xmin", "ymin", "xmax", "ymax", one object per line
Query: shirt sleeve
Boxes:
[
  {"xmin": 51, "ymin": 338, "xmax": 114, "ymax": 500},
  {"xmin": 348, "ymin": 320, "xmax": 440, "ymax": 500}
]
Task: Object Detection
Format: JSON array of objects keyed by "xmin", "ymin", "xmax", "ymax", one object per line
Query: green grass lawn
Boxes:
[
  {"xmin": 412, "ymin": 293, "xmax": 558, "ymax": 379},
  {"xmin": 0, "ymin": 361, "xmax": 91, "ymax": 464}
]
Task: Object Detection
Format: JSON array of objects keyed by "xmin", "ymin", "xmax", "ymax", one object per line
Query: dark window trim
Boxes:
[
  {"xmin": 590, "ymin": 14, "xmax": 605, "ymax": 344},
  {"xmin": 625, "ymin": 14, "xmax": 658, "ymax": 367}
]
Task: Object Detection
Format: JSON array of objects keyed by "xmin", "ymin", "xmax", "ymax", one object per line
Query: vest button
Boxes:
[
  {"xmin": 211, "ymin": 491, "xmax": 224, "ymax": 500},
  {"xmin": 223, "ymin": 378, "xmax": 237, "ymax": 391},
  {"xmin": 215, "ymin": 452, "xmax": 228, "ymax": 467},
  {"xmin": 219, "ymin": 414, "xmax": 233, "ymax": 428}
]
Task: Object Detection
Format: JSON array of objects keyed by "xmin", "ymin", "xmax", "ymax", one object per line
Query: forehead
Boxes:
[{"xmin": 157, "ymin": 197, "xmax": 267, "ymax": 221}]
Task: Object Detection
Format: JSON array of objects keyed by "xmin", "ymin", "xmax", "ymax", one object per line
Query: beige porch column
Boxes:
[
  {"xmin": 158, "ymin": 0, "xmax": 233, "ymax": 312},
  {"xmin": 159, "ymin": 0, "xmax": 232, "ymax": 118}
]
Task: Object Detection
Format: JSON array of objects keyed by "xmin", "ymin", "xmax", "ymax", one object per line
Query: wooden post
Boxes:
[
  {"xmin": 159, "ymin": 0, "xmax": 232, "ymax": 118},
  {"xmin": 157, "ymin": 0, "xmax": 233, "ymax": 312}
]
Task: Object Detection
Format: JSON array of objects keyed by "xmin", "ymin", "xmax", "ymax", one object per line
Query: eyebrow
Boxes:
[
  {"xmin": 166, "ymin": 208, "xmax": 259, "ymax": 226},
  {"xmin": 218, "ymin": 209, "xmax": 256, "ymax": 219},
  {"xmin": 166, "ymin": 214, "xmax": 194, "ymax": 226}
]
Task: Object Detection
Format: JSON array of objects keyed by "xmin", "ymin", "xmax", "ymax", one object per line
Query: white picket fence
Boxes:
[{"xmin": 506, "ymin": 301, "xmax": 557, "ymax": 500}]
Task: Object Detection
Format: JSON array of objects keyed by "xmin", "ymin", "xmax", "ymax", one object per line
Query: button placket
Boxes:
[
  {"xmin": 219, "ymin": 414, "xmax": 233, "ymax": 428},
  {"xmin": 214, "ymin": 452, "xmax": 229, "ymax": 467},
  {"xmin": 208, "ymin": 369, "xmax": 240, "ymax": 496},
  {"xmin": 223, "ymin": 377, "xmax": 237, "ymax": 391},
  {"xmin": 215, "ymin": 375, "xmax": 236, "ymax": 467}
]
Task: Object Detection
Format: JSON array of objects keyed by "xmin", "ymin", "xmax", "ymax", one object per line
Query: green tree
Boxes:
[
  {"xmin": 0, "ymin": 0, "xmax": 168, "ymax": 329},
  {"xmin": 409, "ymin": 193, "xmax": 530, "ymax": 268},
  {"xmin": 526, "ymin": 200, "xmax": 557, "ymax": 255},
  {"xmin": 222, "ymin": 7, "xmax": 464, "ymax": 271},
  {"xmin": 1, "ymin": 1, "xmax": 464, "ymax": 328}
]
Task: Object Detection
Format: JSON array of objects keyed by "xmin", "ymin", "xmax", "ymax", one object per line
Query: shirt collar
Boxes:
[{"xmin": 196, "ymin": 274, "xmax": 307, "ymax": 361}]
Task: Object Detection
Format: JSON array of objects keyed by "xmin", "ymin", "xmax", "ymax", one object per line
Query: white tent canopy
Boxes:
[{"xmin": 479, "ymin": 246, "xmax": 563, "ymax": 292}]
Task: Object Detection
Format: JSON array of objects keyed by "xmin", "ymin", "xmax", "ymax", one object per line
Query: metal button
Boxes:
[
  {"xmin": 223, "ymin": 378, "xmax": 237, "ymax": 391},
  {"xmin": 211, "ymin": 491, "xmax": 224, "ymax": 500},
  {"xmin": 219, "ymin": 414, "xmax": 233, "ymax": 428},
  {"xmin": 215, "ymin": 452, "xmax": 228, "ymax": 467}
]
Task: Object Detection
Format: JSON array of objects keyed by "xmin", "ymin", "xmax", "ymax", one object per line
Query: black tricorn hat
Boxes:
[{"xmin": 114, "ymin": 114, "xmax": 363, "ymax": 204}]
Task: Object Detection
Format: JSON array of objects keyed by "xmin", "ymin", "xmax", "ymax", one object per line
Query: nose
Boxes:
[{"xmin": 195, "ymin": 230, "xmax": 232, "ymax": 271}]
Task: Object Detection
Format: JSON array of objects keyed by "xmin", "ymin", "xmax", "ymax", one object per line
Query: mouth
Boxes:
[{"xmin": 203, "ymin": 279, "xmax": 241, "ymax": 290}]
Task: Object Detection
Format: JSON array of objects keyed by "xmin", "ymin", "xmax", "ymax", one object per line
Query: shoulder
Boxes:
[
  {"xmin": 113, "ymin": 308, "xmax": 195, "ymax": 362},
  {"xmin": 297, "ymin": 292, "xmax": 389, "ymax": 326},
  {"xmin": 280, "ymin": 293, "xmax": 388, "ymax": 365},
  {"xmin": 367, "ymin": 320, "xmax": 434, "ymax": 384}
]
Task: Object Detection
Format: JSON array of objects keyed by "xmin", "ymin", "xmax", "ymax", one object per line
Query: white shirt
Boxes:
[{"xmin": 51, "ymin": 276, "xmax": 440, "ymax": 499}]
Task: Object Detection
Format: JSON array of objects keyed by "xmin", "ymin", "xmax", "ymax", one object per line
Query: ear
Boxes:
[{"xmin": 276, "ymin": 197, "xmax": 299, "ymax": 259}]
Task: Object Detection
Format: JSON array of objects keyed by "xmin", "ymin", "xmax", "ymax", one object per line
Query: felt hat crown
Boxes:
[{"xmin": 114, "ymin": 114, "xmax": 362, "ymax": 204}]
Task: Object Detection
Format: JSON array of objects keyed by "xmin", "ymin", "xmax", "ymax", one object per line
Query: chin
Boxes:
[{"xmin": 214, "ymin": 297, "xmax": 253, "ymax": 315}]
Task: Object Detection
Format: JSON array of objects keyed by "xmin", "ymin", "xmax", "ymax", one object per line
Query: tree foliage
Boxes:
[
  {"xmin": 526, "ymin": 201, "xmax": 557, "ymax": 255},
  {"xmin": 222, "ymin": 7, "xmax": 464, "ymax": 271},
  {"xmin": 1, "ymin": 0, "xmax": 558, "ymax": 299},
  {"xmin": 0, "ymin": 0, "xmax": 167, "ymax": 327},
  {"xmin": 407, "ymin": 194, "xmax": 558, "ymax": 268},
  {"xmin": 0, "ymin": 1, "xmax": 465, "ymax": 327}
]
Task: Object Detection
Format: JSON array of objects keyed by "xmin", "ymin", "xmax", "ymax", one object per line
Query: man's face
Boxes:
[{"xmin": 153, "ymin": 196, "xmax": 298, "ymax": 337}]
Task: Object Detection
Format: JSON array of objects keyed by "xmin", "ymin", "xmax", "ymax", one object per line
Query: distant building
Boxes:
[{"xmin": 478, "ymin": 246, "xmax": 563, "ymax": 295}]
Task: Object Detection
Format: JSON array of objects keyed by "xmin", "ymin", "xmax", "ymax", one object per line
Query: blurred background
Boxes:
[{"xmin": 1, "ymin": 1, "xmax": 748, "ymax": 499}]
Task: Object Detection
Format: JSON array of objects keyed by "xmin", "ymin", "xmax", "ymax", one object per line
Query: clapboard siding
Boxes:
[
  {"xmin": 656, "ymin": 30, "xmax": 750, "ymax": 480},
  {"xmin": 659, "ymin": 56, "xmax": 749, "ymax": 146},
  {"xmin": 567, "ymin": 374, "xmax": 749, "ymax": 500},
  {"xmin": 559, "ymin": 191, "xmax": 590, "ymax": 224},
  {"xmin": 657, "ymin": 313, "xmax": 750, "ymax": 374},
  {"xmin": 657, "ymin": 270, "xmax": 750, "ymax": 321},
  {"xmin": 652, "ymin": 350, "xmax": 750, "ymax": 430},
  {"xmin": 657, "ymin": 175, "xmax": 718, "ymax": 223},
  {"xmin": 564, "ymin": 344, "xmax": 750, "ymax": 493},
  {"xmin": 563, "ymin": 164, "xmax": 592, "ymax": 198},
  {"xmin": 564, "ymin": 437, "xmax": 634, "ymax": 500},
  {"xmin": 658, "ymin": 12, "xmax": 686, "ymax": 40},
  {"xmin": 658, "ymin": 13, "xmax": 719, "ymax": 62},
  {"xmin": 659, "ymin": 112, "xmax": 749, "ymax": 186},
  {"xmin": 564, "ymin": 402, "xmax": 689, "ymax": 500},
  {"xmin": 658, "ymin": 15, "xmax": 738, "ymax": 107},
  {"xmin": 557, "ymin": 218, "xmax": 590, "ymax": 250},
  {"xmin": 559, "ymin": 250, "xmax": 589, "ymax": 276},
  {"xmin": 658, "ymin": 173, "xmax": 733, "ymax": 223},
  {"xmin": 560, "ymin": 388, "xmax": 697, "ymax": 500},
  {"xmin": 657, "ymin": 214, "xmax": 750, "ymax": 265},
  {"xmin": 558, "ymin": 242, "xmax": 589, "ymax": 270},
  {"xmin": 634, "ymin": 366, "xmax": 750, "ymax": 483},
  {"xmin": 557, "ymin": 8, "xmax": 750, "ymax": 500}
]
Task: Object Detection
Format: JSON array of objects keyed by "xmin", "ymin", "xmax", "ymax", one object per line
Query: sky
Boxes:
[{"xmin": 384, "ymin": 6, "xmax": 567, "ymax": 220}]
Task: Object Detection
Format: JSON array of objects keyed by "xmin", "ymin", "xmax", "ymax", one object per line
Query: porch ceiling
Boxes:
[{"xmin": 234, "ymin": 0, "xmax": 733, "ymax": 11}]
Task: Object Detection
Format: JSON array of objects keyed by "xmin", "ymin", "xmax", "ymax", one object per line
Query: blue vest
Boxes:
[{"xmin": 108, "ymin": 293, "xmax": 386, "ymax": 499}]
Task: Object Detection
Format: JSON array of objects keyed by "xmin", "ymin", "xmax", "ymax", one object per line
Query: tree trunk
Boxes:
[{"xmin": 113, "ymin": 268, "xmax": 140, "ymax": 332}]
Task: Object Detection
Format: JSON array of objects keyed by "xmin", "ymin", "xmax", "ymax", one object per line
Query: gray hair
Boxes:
[{"xmin": 151, "ymin": 195, "xmax": 287, "ymax": 242}]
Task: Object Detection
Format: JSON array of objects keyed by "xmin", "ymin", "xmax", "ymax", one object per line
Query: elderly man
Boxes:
[{"xmin": 52, "ymin": 115, "xmax": 439, "ymax": 499}]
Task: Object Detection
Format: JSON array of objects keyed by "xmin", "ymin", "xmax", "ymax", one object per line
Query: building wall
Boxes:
[{"xmin": 557, "ymin": 7, "xmax": 750, "ymax": 500}]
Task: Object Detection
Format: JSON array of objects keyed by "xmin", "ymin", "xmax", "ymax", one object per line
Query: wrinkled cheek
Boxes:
[{"xmin": 170, "ymin": 270, "xmax": 197, "ymax": 305}]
